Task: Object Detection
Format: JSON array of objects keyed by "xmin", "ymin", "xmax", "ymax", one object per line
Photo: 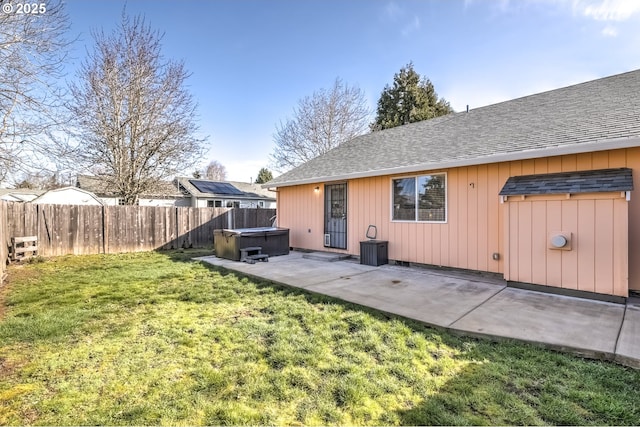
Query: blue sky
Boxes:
[{"xmin": 64, "ymin": 0, "xmax": 640, "ymax": 182}]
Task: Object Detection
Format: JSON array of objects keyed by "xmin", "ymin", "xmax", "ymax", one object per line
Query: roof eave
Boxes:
[{"xmin": 264, "ymin": 136, "xmax": 640, "ymax": 189}]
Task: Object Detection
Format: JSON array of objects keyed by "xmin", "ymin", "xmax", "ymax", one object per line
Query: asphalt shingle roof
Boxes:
[
  {"xmin": 267, "ymin": 69, "xmax": 640, "ymax": 187},
  {"xmin": 499, "ymin": 168, "xmax": 633, "ymax": 196}
]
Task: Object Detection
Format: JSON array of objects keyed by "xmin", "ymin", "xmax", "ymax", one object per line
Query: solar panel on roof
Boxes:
[{"xmin": 189, "ymin": 180, "xmax": 244, "ymax": 195}]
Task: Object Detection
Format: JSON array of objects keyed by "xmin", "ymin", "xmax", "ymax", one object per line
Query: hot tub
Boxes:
[{"xmin": 213, "ymin": 227, "xmax": 290, "ymax": 261}]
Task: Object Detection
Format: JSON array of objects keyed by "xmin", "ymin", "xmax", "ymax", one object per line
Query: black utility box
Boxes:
[{"xmin": 360, "ymin": 240, "xmax": 388, "ymax": 266}]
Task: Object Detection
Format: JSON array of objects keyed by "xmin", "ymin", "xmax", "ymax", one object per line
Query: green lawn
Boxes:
[{"xmin": 0, "ymin": 250, "xmax": 639, "ymax": 426}]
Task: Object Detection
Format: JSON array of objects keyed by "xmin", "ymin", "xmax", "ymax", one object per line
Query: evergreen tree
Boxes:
[
  {"xmin": 372, "ymin": 62, "xmax": 453, "ymax": 131},
  {"xmin": 254, "ymin": 168, "xmax": 273, "ymax": 184}
]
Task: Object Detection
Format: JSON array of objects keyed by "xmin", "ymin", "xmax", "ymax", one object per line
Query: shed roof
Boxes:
[
  {"xmin": 266, "ymin": 69, "xmax": 640, "ymax": 188},
  {"xmin": 499, "ymin": 168, "xmax": 633, "ymax": 196},
  {"xmin": 31, "ymin": 187, "xmax": 104, "ymax": 205},
  {"xmin": 0, "ymin": 188, "xmax": 45, "ymax": 202}
]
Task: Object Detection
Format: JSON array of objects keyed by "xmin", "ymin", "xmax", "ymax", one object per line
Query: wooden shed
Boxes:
[{"xmin": 500, "ymin": 168, "xmax": 632, "ymax": 300}]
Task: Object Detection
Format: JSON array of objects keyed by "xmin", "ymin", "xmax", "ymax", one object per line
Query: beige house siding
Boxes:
[
  {"xmin": 278, "ymin": 147, "xmax": 640, "ymax": 294},
  {"xmin": 503, "ymin": 193, "xmax": 629, "ymax": 297}
]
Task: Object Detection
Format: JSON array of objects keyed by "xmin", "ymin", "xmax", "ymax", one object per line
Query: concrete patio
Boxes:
[{"xmin": 197, "ymin": 251, "xmax": 640, "ymax": 369}]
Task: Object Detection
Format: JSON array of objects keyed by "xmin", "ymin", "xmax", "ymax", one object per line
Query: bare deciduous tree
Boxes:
[
  {"xmin": 271, "ymin": 78, "xmax": 371, "ymax": 171},
  {"xmin": 203, "ymin": 160, "xmax": 227, "ymax": 181},
  {"xmin": 67, "ymin": 13, "xmax": 206, "ymax": 204},
  {"xmin": 0, "ymin": 0, "xmax": 71, "ymax": 182}
]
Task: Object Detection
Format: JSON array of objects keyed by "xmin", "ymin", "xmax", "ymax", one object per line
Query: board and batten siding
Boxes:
[
  {"xmin": 504, "ymin": 193, "xmax": 628, "ymax": 297},
  {"xmin": 277, "ymin": 147, "xmax": 640, "ymax": 292}
]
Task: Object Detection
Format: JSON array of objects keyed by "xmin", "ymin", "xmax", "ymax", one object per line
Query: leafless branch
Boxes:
[
  {"xmin": 270, "ymin": 78, "xmax": 371, "ymax": 172},
  {"xmin": 203, "ymin": 160, "xmax": 227, "ymax": 181},
  {"xmin": 0, "ymin": 0, "xmax": 72, "ymax": 182},
  {"xmin": 67, "ymin": 12, "xmax": 207, "ymax": 204}
]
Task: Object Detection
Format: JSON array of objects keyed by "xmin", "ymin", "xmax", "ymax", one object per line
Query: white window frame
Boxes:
[{"xmin": 390, "ymin": 172, "xmax": 447, "ymax": 223}]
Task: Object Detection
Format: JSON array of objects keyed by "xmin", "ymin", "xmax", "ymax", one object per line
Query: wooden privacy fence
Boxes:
[
  {"xmin": 0, "ymin": 201, "xmax": 276, "ymax": 261},
  {"xmin": 0, "ymin": 202, "xmax": 7, "ymax": 282}
]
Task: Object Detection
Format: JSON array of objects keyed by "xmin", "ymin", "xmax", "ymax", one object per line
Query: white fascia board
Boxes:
[{"xmin": 265, "ymin": 136, "xmax": 640, "ymax": 188}]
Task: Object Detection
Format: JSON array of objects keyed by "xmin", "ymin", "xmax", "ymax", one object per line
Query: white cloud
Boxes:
[
  {"xmin": 467, "ymin": 0, "xmax": 640, "ymax": 22},
  {"xmin": 570, "ymin": 0, "xmax": 640, "ymax": 38},
  {"xmin": 401, "ymin": 16, "xmax": 421, "ymax": 37},
  {"xmin": 381, "ymin": 1, "xmax": 421, "ymax": 37},
  {"xmin": 383, "ymin": 1, "xmax": 402, "ymax": 20},
  {"xmin": 573, "ymin": 0, "xmax": 640, "ymax": 21},
  {"xmin": 464, "ymin": 0, "xmax": 511, "ymax": 13}
]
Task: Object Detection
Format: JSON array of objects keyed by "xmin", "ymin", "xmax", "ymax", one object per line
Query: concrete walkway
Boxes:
[{"xmin": 197, "ymin": 252, "xmax": 640, "ymax": 369}]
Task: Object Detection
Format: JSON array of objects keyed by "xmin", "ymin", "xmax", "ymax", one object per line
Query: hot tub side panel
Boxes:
[
  {"xmin": 238, "ymin": 229, "xmax": 290, "ymax": 256},
  {"xmin": 213, "ymin": 230, "xmax": 242, "ymax": 261},
  {"xmin": 214, "ymin": 228, "xmax": 289, "ymax": 260}
]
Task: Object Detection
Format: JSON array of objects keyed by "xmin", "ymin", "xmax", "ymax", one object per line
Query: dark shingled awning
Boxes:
[{"xmin": 499, "ymin": 168, "xmax": 633, "ymax": 196}]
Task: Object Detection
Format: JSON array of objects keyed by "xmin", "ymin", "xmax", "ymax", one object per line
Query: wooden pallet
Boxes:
[{"xmin": 10, "ymin": 236, "xmax": 38, "ymax": 262}]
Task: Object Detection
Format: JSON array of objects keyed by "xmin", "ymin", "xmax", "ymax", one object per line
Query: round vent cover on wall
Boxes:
[{"xmin": 550, "ymin": 234, "xmax": 568, "ymax": 248}]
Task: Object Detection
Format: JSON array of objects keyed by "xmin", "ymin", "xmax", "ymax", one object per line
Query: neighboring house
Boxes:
[
  {"xmin": 31, "ymin": 187, "xmax": 103, "ymax": 205},
  {"xmin": 175, "ymin": 177, "xmax": 276, "ymax": 208},
  {"xmin": 76, "ymin": 175, "xmax": 190, "ymax": 207},
  {"xmin": 0, "ymin": 188, "xmax": 45, "ymax": 202},
  {"xmin": 265, "ymin": 69, "xmax": 640, "ymax": 300}
]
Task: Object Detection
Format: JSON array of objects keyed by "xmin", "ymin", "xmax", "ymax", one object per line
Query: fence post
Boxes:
[
  {"xmin": 101, "ymin": 205, "xmax": 106, "ymax": 254},
  {"xmin": 174, "ymin": 207, "xmax": 179, "ymax": 249},
  {"xmin": 0, "ymin": 201, "xmax": 7, "ymax": 283}
]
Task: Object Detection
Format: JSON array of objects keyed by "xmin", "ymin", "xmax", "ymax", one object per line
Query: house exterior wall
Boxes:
[
  {"xmin": 277, "ymin": 147, "xmax": 640, "ymax": 293},
  {"xmin": 99, "ymin": 197, "xmax": 119, "ymax": 206},
  {"xmin": 193, "ymin": 198, "xmax": 275, "ymax": 209},
  {"xmin": 99, "ymin": 197, "xmax": 190, "ymax": 207},
  {"xmin": 141, "ymin": 197, "xmax": 191, "ymax": 207}
]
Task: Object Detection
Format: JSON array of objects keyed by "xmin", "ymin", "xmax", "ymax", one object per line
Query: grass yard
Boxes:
[{"xmin": 0, "ymin": 250, "xmax": 639, "ymax": 426}]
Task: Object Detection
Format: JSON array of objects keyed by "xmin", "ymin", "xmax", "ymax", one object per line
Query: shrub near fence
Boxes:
[{"xmin": 0, "ymin": 200, "xmax": 276, "ymax": 261}]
